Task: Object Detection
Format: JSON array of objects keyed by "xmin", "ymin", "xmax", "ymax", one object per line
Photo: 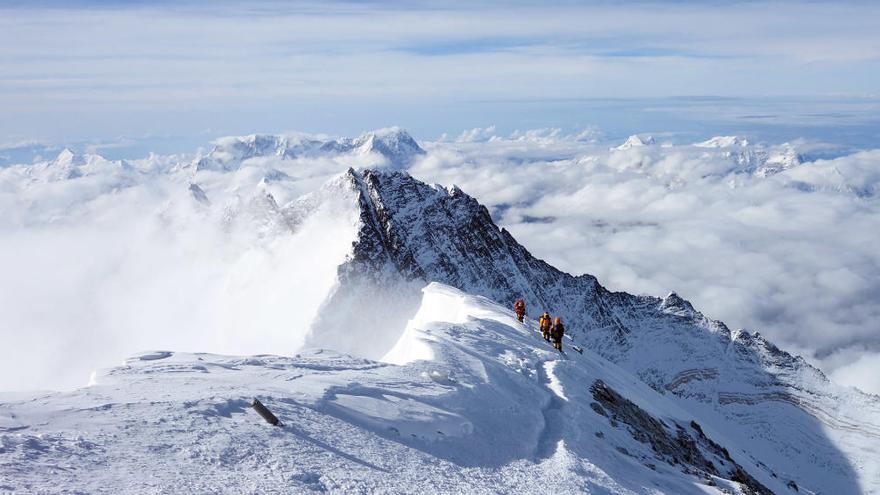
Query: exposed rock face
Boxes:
[
  {"xmin": 188, "ymin": 183, "xmax": 210, "ymax": 205},
  {"xmin": 591, "ymin": 380, "xmax": 774, "ymax": 495},
  {"xmin": 286, "ymin": 168, "xmax": 879, "ymax": 494},
  {"xmin": 298, "ymin": 168, "xmax": 635, "ymax": 360}
]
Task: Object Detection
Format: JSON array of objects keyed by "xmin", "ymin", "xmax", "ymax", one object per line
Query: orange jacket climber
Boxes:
[
  {"xmin": 514, "ymin": 298, "xmax": 526, "ymax": 323},
  {"xmin": 538, "ymin": 312, "xmax": 552, "ymax": 341}
]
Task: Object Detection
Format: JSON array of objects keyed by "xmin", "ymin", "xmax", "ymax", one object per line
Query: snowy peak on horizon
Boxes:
[
  {"xmin": 353, "ymin": 126, "xmax": 426, "ymax": 165},
  {"xmin": 757, "ymin": 144, "xmax": 802, "ymax": 176},
  {"xmin": 53, "ymin": 148, "xmax": 84, "ymax": 168},
  {"xmin": 39, "ymin": 148, "xmax": 88, "ymax": 180},
  {"xmin": 0, "ymin": 128, "xmax": 841, "ymax": 192},
  {"xmin": 606, "ymin": 133, "xmax": 806, "ymax": 179},
  {"xmin": 691, "ymin": 137, "xmax": 803, "ymax": 178},
  {"xmin": 192, "ymin": 127, "xmax": 425, "ymax": 172},
  {"xmin": 694, "ymin": 136, "xmax": 750, "ymax": 148},
  {"xmin": 614, "ymin": 134, "xmax": 656, "ymax": 150},
  {"xmin": 21, "ymin": 148, "xmax": 135, "ymax": 183},
  {"xmin": 719, "ymin": 142, "xmax": 802, "ymax": 179}
]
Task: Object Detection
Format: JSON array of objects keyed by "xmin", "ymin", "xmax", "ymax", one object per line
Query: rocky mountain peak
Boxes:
[
  {"xmin": 353, "ymin": 127, "xmax": 425, "ymax": 167},
  {"xmin": 54, "ymin": 147, "xmax": 79, "ymax": 165},
  {"xmin": 659, "ymin": 291, "xmax": 698, "ymax": 317}
]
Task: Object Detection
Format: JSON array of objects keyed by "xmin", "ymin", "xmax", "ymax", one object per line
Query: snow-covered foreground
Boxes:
[{"xmin": 1, "ymin": 284, "xmax": 794, "ymax": 494}]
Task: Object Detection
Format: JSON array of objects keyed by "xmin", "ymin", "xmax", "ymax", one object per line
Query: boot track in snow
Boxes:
[{"xmin": 534, "ymin": 359, "xmax": 568, "ymax": 461}]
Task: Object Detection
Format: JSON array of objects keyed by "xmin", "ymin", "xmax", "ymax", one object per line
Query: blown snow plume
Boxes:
[{"xmin": 281, "ymin": 168, "xmax": 879, "ymax": 493}]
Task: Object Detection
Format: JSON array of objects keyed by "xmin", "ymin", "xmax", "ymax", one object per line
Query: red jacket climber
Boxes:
[{"xmin": 514, "ymin": 298, "xmax": 526, "ymax": 323}]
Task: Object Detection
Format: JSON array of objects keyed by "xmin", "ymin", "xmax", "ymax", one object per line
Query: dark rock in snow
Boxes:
[
  {"xmin": 189, "ymin": 183, "xmax": 210, "ymax": 205},
  {"xmin": 591, "ymin": 380, "xmax": 773, "ymax": 495}
]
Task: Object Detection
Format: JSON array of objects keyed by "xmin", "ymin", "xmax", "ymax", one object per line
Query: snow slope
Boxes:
[{"xmin": 0, "ymin": 284, "xmax": 793, "ymax": 494}]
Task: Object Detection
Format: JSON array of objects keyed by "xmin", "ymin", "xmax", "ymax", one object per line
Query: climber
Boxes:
[
  {"xmin": 538, "ymin": 311, "xmax": 552, "ymax": 341},
  {"xmin": 550, "ymin": 317, "xmax": 565, "ymax": 351},
  {"xmin": 513, "ymin": 298, "xmax": 526, "ymax": 323}
]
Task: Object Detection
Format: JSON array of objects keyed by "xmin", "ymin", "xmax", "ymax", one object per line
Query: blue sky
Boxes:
[{"xmin": 1, "ymin": 0, "xmax": 879, "ymax": 156}]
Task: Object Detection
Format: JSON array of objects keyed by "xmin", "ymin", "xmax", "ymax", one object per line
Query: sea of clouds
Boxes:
[
  {"xmin": 0, "ymin": 129, "xmax": 878, "ymax": 395},
  {"xmin": 0, "ymin": 147, "xmax": 361, "ymax": 391}
]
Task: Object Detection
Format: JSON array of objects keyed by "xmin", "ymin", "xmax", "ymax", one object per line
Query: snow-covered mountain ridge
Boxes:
[
  {"xmin": 0, "ymin": 284, "xmax": 803, "ymax": 493},
  {"xmin": 609, "ymin": 134, "xmax": 803, "ymax": 179},
  {"xmin": 2, "ymin": 130, "xmax": 865, "ymax": 200},
  {"xmin": 287, "ymin": 168, "xmax": 879, "ymax": 494}
]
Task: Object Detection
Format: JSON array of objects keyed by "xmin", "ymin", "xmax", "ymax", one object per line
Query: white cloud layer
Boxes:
[{"xmin": 0, "ymin": 143, "xmax": 359, "ymax": 391}]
